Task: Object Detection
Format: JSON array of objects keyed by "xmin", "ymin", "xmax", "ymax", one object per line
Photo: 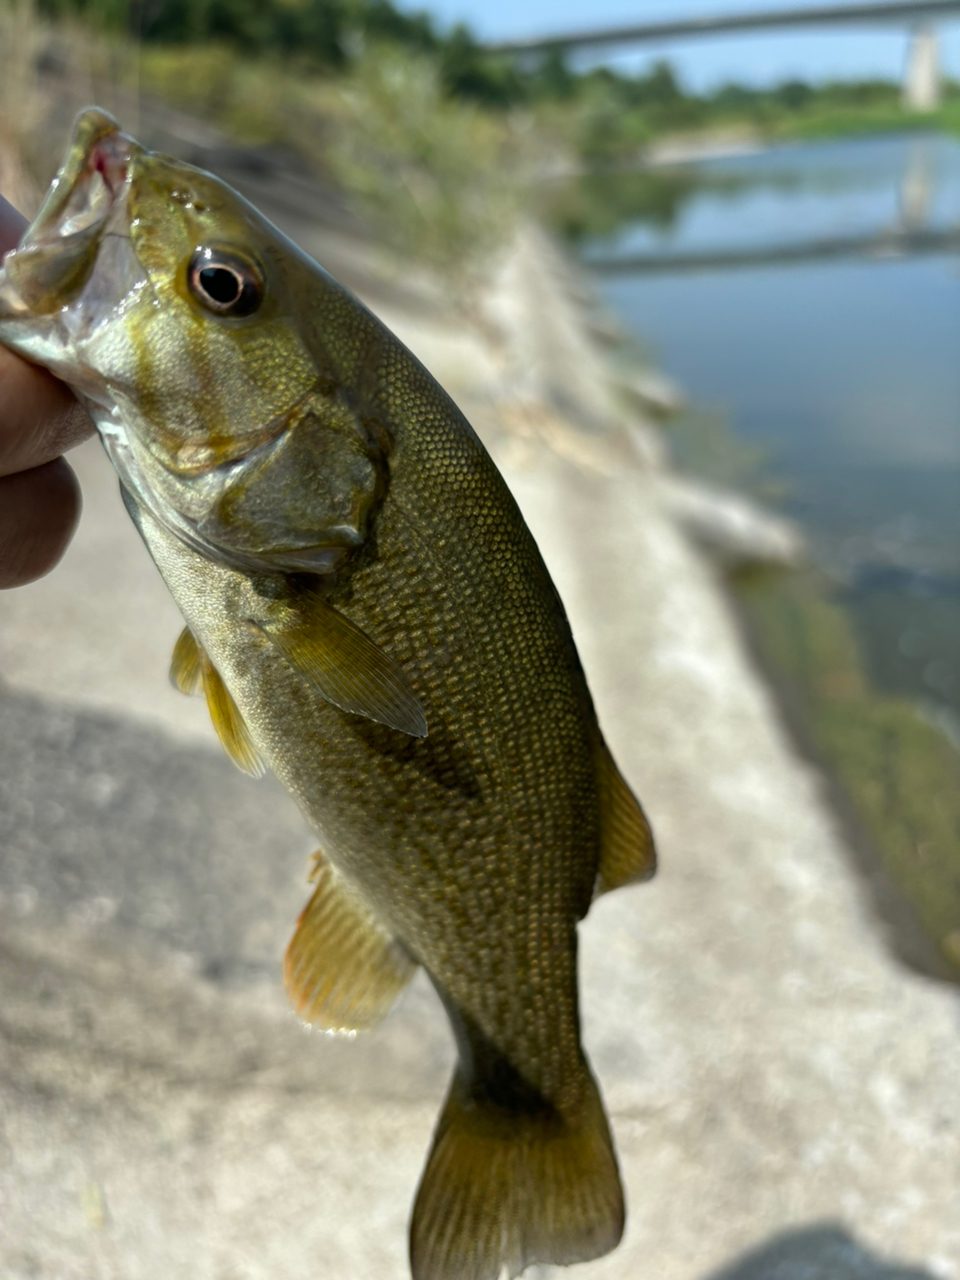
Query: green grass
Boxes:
[
  {"xmin": 139, "ymin": 43, "xmax": 528, "ymax": 283},
  {"xmin": 735, "ymin": 568, "xmax": 960, "ymax": 978},
  {"xmin": 770, "ymin": 101, "xmax": 960, "ymax": 141},
  {"xmin": 566, "ymin": 91, "xmax": 960, "ymax": 167}
]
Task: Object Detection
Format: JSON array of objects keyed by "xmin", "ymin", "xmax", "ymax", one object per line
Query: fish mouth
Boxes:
[{"xmin": 0, "ymin": 108, "xmax": 139, "ymax": 317}]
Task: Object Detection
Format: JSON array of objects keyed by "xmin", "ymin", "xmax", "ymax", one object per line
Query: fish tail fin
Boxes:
[{"xmin": 410, "ymin": 1065, "xmax": 624, "ymax": 1280}]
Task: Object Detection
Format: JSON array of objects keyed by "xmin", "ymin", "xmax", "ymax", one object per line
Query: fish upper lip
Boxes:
[
  {"xmin": 0, "ymin": 110, "xmax": 140, "ymax": 318},
  {"xmin": 25, "ymin": 126, "xmax": 135, "ymax": 251},
  {"xmin": 90, "ymin": 133, "xmax": 130, "ymax": 199}
]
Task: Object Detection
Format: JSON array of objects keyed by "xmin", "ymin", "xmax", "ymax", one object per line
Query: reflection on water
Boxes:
[{"xmin": 574, "ymin": 133, "xmax": 960, "ymax": 731}]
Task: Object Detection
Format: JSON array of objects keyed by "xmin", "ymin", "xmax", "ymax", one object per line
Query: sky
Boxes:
[{"xmin": 398, "ymin": 0, "xmax": 960, "ymax": 90}]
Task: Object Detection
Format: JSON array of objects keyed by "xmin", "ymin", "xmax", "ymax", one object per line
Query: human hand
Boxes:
[{"xmin": 0, "ymin": 193, "xmax": 94, "ymax": 588}]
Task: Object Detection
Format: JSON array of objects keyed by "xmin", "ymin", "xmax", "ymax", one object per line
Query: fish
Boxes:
[{"xmin": 0, "ymin": 107, "xmax": 656, "ymax": 1280}]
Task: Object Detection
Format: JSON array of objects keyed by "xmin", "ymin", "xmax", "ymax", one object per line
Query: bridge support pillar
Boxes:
[{"xmin": 903, "ymin": 23, "xmax": 940, "ymax": 113}]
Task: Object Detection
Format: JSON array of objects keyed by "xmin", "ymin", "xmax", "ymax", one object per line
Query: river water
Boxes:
[{"xmin": 574, "ymin": 132, "xmax": 960, "ymax": 739}]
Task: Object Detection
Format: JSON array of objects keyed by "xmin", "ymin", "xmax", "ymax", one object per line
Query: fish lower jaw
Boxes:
[{"xmin": 0, "ymin": 271, "xmax": 31, "ymax": 322}]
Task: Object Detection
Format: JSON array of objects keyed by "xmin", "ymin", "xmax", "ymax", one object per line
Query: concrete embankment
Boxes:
[{"xmin": 0, "ymin": 140, "xmax": 958, "ymax": 1279}]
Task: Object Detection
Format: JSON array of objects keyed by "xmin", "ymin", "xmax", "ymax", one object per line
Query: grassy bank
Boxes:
[
  {"xmin": 12, "ymin": 1, "xmax": 960, "ymax": 200},
  {"xmin": 0, "ymin": 8, "xmax": 536, "ymax": 283},
  {"xmin": 768, "ymin": 96, "xmax": 960, "ymax": 142},
  {"xmin": 141, "ymin": 43, "xmax": 533, "ymax": 280},
  {"xmin": 735, "ymin": 567, "xmax": 960, "ymax": 979}
]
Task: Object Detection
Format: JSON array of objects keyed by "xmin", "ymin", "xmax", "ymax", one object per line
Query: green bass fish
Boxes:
[{"xmin": 0, "ymin": 109, "xmax": 656, "ymax": 1280}]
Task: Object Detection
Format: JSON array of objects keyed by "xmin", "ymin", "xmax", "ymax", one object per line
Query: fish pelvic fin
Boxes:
[
  {"xmin": 170, "ymin": 626, "xmax": 203, "ymax": 695},
  {"xmin": 410, "ymin": 1065, "xmax": 624, "ymax": 1280},
  {"xmin": 170, "ymin": 627, "xmax": 264, "ymax": 777},
  {"xmin": 284, "ymin": 852, "xmax": 417, "ymax": 1033},
  {"xmin": 251, "ymin": 595, "xmax": 427, "ymax": 739},
  {"xmin": 594, "ymin": 739, "xmax": 656, "ymax": 896}
]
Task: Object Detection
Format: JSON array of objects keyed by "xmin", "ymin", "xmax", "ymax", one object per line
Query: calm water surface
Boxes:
[{"xmin": 577, "ymin": 134, "xmax": 960, "ymax": 734}]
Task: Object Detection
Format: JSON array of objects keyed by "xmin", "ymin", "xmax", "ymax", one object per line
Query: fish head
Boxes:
[{"xmin": 0, "ymin": 108, "xmax": 384, "ymax": 575}]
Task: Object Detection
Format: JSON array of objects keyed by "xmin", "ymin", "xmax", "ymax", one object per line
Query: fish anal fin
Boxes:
[
  {"xmin": 170, "ymin": 627, "xmax": 203, "ymax": 695},
  {"xmin": 253, "ymin": 595, "xmax": 427, "ymax": 739},
  {"xmin": 595, "ymin": 740, "xmax": 656, "ymax": 896},
  {"xmin": 284, "ymin": 853, "xmax": 416, "ymax": 1033},
  {"xmin": 410, "ymin": 1066, "xmax": 624, "ymax": 1280}
]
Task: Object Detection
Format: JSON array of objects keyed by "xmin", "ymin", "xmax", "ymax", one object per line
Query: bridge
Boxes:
[
  {"xmin": 586, "ymin": 224, "xmax": 960, "ymax": 275},
  {"xmin": 584, "ymin": 134, "xmax": 957, "ymax": 275},
  {"xmin": 488, "ymin": 0, "xmax": 960, "ymax": 111}
]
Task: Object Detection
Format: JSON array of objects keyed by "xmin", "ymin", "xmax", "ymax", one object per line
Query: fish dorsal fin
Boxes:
[
  {"xmin": 170, "ymin": 626, "xmax": 264, "ymax": 777},
  {"xmin": 285, "ymin": 852, "xmax": 417, "ymax": 1032},
  {"xmin": 595, "ymin": 740, "xmax": 656, "ymax": 896},
  {"xmin": 252, "ymin": 596, "xmax": 428, "ymax": 739}
]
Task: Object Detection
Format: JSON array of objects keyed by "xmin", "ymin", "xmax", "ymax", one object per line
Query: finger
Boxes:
[
  {"xmin": 0, "ymin": 346, "xmax": 94, "ymax": 475},
  {"xmin": 0, "ymin": 192, "xmax": 27, "ymax": 251},
  {"xmin": 0, "ymin": 457, "xmax": 82, "ymax": 589},
  {"xmin": 0, "ymin": 193, "xmax": 95, "ymax": 473}
]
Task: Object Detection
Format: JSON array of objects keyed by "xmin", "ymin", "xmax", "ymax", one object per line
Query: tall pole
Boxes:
[{"xmin": 903, "ymin": 22, "xmax": 941, "ymax": 110}]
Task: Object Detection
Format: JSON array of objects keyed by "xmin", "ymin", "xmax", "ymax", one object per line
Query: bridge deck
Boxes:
[{"xmin": 489, "ymin": 0, "xmax": 960, "ymax": 54}]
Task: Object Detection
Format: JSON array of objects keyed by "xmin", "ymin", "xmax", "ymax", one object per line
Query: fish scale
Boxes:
[{"xmin": 0, "ymin": 106, "xmax": 657, "ymax": 1280}]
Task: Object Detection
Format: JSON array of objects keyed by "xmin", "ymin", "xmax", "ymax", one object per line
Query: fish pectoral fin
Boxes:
[
  {"xmin": 594, "ymin": 740, "xmax": 656, "ymax": 897},
  {"xmin": 169, "ymin": 626, "xmax": 203, "ymax": 695},
  {"xmin": 171, "ymin": 627, "xmax": 264, "ymax": 777},
  {"xmin": 411, "ymin": 1065, "xmax": 624, "ymax": 1280},
  {"xmin": 252, "ymin": 596, "xmax": 428, "ymax": 739},
  {"xmin": 284, "ymin": 852, "xmax": 417, "ymax": 1033}
]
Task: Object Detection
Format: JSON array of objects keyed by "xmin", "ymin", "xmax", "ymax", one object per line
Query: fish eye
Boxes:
[{"xmin": 187, "ymin": 247, "xmax": 263, "ymax": 318}]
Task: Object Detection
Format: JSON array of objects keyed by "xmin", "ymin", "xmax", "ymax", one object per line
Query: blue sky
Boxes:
[{"xmin": 399, "ymin": 0, "xmax": 960, "ymax": 89}]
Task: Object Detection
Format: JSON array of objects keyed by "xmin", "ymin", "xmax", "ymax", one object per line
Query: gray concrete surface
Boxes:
[{"xmin": 1, "ymin": 157, "xmax": 958, "ymax": 1279}]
